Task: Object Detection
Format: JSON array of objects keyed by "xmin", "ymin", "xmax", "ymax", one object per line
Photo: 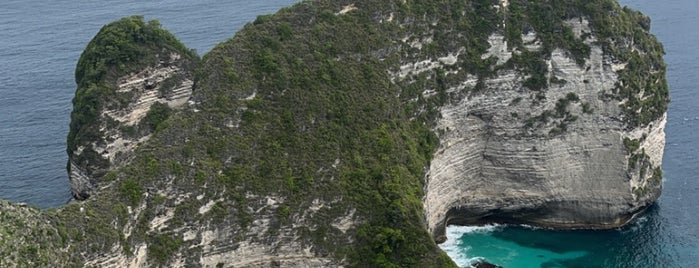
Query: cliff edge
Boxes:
[
  {"xmin": 423, "ymin": 1, "xmax": 667, "ymax": 240},
  {"xmin": 67, "ymin": 16, "xmax": 198, "ymax": 200},
  {"xmin": 0, "ymin": 0, "xmax": 667, "ymax": 267}
]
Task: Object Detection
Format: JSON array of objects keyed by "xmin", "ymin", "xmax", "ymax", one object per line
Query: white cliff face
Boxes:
[
  {"xmin": 98, "ymin": 54, "xmax": 193, "ymax": 163},
  {"xmin": 69, "ymin": 159, "xmax": 94, "ymax": 199},
  {"xmin": 189, "ymin": 193, "xmax": 351, "ymax": 267},
  {"xmin": 422, "ymin": 18, "xmax": 666, "ymax": 241},
  {"xmin": 78, "ymin": 188, "xmax": 351, "ymax": 267},
  {"xmin": 53, "ymin": 3, "xmax": 665, "ymax": 266},
  {"xmin": 69, "ymin": 52, "xmax": 194, "ymax": 200}
]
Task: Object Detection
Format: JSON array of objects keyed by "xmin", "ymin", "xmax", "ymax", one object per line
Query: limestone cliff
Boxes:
[
  {"xmin": 0, "ymin": 0, "xmax": 667, "ymax": 267},
  {"xmin": 424, "ymin": 17, "xmax": 666, "ymax": 240},
  {"xmin": 67, "ymin": 16, "xmax": 198, "ymax": 200}
]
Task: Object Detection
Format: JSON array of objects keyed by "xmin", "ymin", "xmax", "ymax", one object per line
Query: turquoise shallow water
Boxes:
[
  {"xmin": 443, "ymin": 208, "xmax": 684, "ymax": 267},
  {"xmin": 441, "ymin": 0, "xmax": 699, "ymax": 267},
  {"xmin": 441, "ymin": 225, "xmax": 588, "ymax": 267}
]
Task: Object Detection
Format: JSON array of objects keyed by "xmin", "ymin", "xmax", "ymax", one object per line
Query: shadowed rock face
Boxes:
[
  {"xmin": 423, "ymin": 17, "xmax": 666, "ymax": 241},
  {"xmin": 474, "ymin": 260, "xmax": 503, "ymax": 268}
]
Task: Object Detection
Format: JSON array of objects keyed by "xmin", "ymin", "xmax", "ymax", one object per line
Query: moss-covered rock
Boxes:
[
  {"xmin": 0, "ymin": 201, "xmax": 73, "ymax": 267},
  {"xmin": 67, "ymin": 16, "xmax": 199, "ymax": 200}
]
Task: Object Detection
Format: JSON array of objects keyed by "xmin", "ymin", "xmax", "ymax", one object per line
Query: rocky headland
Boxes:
[{"xmin": 0, "ymin": 0, "xmax": 667, "ymax": 267}]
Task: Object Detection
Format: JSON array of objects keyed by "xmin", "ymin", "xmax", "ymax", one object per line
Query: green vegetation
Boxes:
[
  {"xmin": 623, "ymin": 138, "xmax": 641, "ymax": 152},
  {"xmin": 504, "ymin": 1, "xmax": 591, "ymax": 62},
  {"xmin": 74, "ymin": 16, "xmax": 196, "ymax": 89},
  {"xmin": 581, "ymin": 102, "xmax": 593, "ymax": 114},
  {"xmin": 119, "ymin": 178, "xmax": 143, "ymax": 206},
  {"xmin": 576, "ymin": 1, "xmax": 669, "ymax": 127},
  {"xmin": 148, "ymin": 233, "xmax": 183, "ymax": 265},
  {"xmin": 524, "ymin": 92, "xmax": 583, "ymax": 136},
  {"xmin": 142, "ymin": 102, "xmax": 172, "ymax": 132},
  {"xmin": 67, "ymin": 16, "xmax": 198, "ymax": 182},
  {"xmin": 631, "ymin": 162, "xmax": 662, "ymax": 200},
  {"xmin": 133, "ymin": 1, "xmax": 471, "ymax": 266},
  {"xmin": 501, "ymin": 1, "xmax": 592, "ymax": 91},
  {"xmin": 501, "ymin": 0, "xmax": 668, "ymax": 127},
  {"xmin": 555, "ymin": 93, "xmax": 580, "ymax": 116},
  {"xmin": 0, "ymin": 0, "xmax": 667, "ymax": 266},
  {"xmin": 0, "ymin": 201, "xmax": 73, "ymax": 267}
]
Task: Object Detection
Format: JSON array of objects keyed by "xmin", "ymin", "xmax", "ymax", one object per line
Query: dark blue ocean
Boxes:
[{"xmin": 0, "ymin": 0, "xmax": 696, "ymax": 267}]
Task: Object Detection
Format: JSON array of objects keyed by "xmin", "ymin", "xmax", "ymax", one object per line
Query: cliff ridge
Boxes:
[{"xmin": 0, "ymin": 1, "xmax": 667, "ymax": 267}]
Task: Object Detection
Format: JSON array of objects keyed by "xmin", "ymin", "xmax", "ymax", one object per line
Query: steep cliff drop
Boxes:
[
  {"xmin": 67, "ymin": 16, "xmax": 198, "ymax": 200},
  {"xmin": 0, "ymin": 1, "xmax": 667, "ymax": 267},
  {"xmin": 423, "ymin": 9, "xmax": 667, "ymax": 241}
]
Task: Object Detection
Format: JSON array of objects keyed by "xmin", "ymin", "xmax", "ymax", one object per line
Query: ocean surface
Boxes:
[
  {"xmin": 0, "ymin": 0, "xmax": 299, "ymax": 208},
  {"xmin": 441, "ymin": 0, "xmax": 699, "ymax": 267},
  {"xmin": 0, "ymin": 0, "xmax": 696, "ymax": 267}
]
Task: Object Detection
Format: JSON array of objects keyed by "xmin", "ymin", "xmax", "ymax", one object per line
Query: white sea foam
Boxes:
[
  {"xmin": 620, "ymin": 215, "xmax": 649, "ymax": 234},
  {"xmin": 448, "ymin": 224, "xmax": 503, "ymax": 235},
  {"xmin": 518, "ymin": 224, "xmax": 545, "ymax": 230},
  {"xmin": 439, "ymin": 225, "xmax": 502, "ymax": 267}
]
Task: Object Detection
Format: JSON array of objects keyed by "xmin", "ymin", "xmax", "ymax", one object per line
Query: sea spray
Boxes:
[
  {"xmin": 439, "ymin": 225, "xmax": 503, "ymax": 267},
  {"xmin": 441, "ymin": 224, "xmax": 590, "ymax": 268}
]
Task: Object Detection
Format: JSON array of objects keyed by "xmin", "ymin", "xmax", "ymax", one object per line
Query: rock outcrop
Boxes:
[
  {"xmin": 424, "ymin": 18, "xmax": 666, "ymax": 241},
  {"xmin": 67, "ymin": 17, "xmax": 197, "ymax": 200},
  {"xmin": 0, "ymin": 0, "xmax": 668, "ymax": 267}
]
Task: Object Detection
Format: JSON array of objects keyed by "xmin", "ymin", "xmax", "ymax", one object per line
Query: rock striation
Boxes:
[
  {"xmin": 424, "ymin": 18, "xmax": 666, "ymax": 241},
  {"xmin": 0, "ymin": 1, "xmax": 668, "ymax": 267},
  {"xmin": 67, "ymin": 17, "xmax": 197, "ymax": 200}
]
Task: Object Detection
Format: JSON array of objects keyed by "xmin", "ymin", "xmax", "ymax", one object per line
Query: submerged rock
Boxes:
[{"xmin": 472, "ymin": 260, "xmax": 504, "ymax": 268}]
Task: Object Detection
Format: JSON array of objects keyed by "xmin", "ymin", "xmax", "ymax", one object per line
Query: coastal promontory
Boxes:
[{"xmin": 0, "ymin": 0, "xmax": 667, "ymax": 267}]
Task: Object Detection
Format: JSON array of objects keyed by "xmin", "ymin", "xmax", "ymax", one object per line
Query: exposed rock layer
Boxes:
[
  {"xmin": 67, "ymin": 21, "xmax": 196, "ymax": 200},
  {"xmin": 0, "ymin": 1, "xmax": 667, "ymax": 267},
  {"xmin": 424, "ymin": 18, "xmax": 666, "ymax": 240}
]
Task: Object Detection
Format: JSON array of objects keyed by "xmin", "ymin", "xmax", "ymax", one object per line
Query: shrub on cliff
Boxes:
[
  {"xmin": 68, "ymin": 16, "xmax": 197, "ymax": 154},
  {"xmin": 46, "ymin": 0, "xmax": 670, "ymax": 267}
]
